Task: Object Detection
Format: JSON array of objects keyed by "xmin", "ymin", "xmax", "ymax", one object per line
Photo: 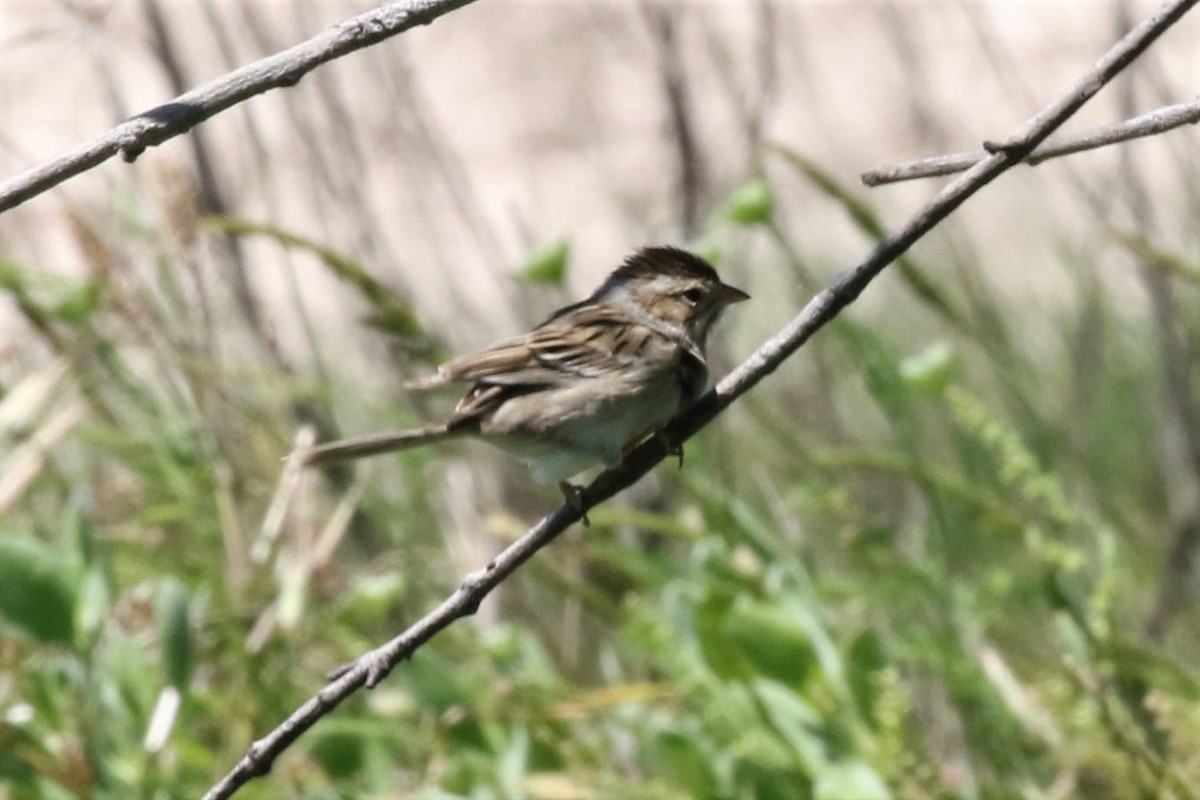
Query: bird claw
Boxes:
[
  {"xmin": 621, "ymin": 430, "xmax": 683, "ymax": 469},
  {"xmin": 558, "ymin": 481, "xmax": 590, "ymax": 526},
  {"xmin": 657, "ymin": 432, "xmax": 684, "ymax": 469}
]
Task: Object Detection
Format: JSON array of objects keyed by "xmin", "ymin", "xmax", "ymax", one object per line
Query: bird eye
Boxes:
[{"xmin": 681, "ymin": 288, "xmax": 705, "ymax": 305}]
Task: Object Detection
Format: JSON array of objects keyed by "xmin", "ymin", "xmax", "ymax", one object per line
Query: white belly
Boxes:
[{"xmin": 482, "ymin": 375, "xmax": 683, "ymax": 483}]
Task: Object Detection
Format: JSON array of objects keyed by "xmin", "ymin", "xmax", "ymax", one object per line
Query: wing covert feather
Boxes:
[
  {"xmin": 438, "ymin": 305, "xmax": 656, "ymax": 385},
  {"xmin": 438, "ymin": 303, "xmax": 682, "ymax": 429}
]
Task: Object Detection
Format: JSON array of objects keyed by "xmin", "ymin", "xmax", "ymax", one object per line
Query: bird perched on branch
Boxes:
[{"xmin": 300, "ymin": 246, "xmax": 748, "ymax": 510}]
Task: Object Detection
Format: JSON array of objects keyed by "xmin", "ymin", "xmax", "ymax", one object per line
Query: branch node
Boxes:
[
  {"xmin": 460, "ymin": 567, "xmax": 489, "ymax": 594},
  {"xmin": 243, "ymin": 740, "xmax": 274, "ymax": 776},
  {"xmin": 118, "ymin": 138, "xmax": 146, "ymax": 163},
  {"xmin": 864, "ymin": 96, "xmax": 1200, "ymax": 186},
  {"xmin": 277, "ymin": 70, "xmax": 305, "ymax": 88},
  {"xmin": 982, "ymin": 137, "xmax": 1023, "ymax": 155},
  {"xmin": 364, "ymin": 652, "xmax": 398, "ymax": 688}
]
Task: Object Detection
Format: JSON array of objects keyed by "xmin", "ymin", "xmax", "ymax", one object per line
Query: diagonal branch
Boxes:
[
  {"xmin": 201, "ymin": 1, "xmax": 1197, "ymax": 798},
  {"xmin": 861, "ymin": 95, "xmax": 1200, "ymax": 187},
  {"xmin": 0, "ymin": 0, "xmax": 485, "ymax": 215}
]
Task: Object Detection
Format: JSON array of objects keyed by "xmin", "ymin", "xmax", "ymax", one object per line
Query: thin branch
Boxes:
[
  {"xmin": 1147, "ymin": 513, "xmax": 1200, "ymax": 640},
  {"xmin": 0, "ymin": 0, "xmax": 484, "ymax": 215},
  {"xmin": 861, "ymin": 95, "xmax": 1200, "ymax": 186},
  {"xmin": 199, "ymin": 1, "xmax": 1197, "ymax": 798},
  {"xmin": 140, "ymin": 0, "xmax": 263, "ymax": 344},
  {"xmin": 644, "ymin": 1, "xmax": 707, "ymax": 239}
]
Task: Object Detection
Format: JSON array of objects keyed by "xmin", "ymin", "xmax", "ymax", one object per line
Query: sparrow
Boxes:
[{"xmin": 301, "ymin": 246, "xmax": 748, "ymax": 509}]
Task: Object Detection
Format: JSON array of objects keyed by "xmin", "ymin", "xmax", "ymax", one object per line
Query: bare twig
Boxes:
[
  {"xmin": 140, "ymin": 0, "xmax": 263, "ymax": 348},
  {"xmin": 1147, "ymin": 514, "xmax": 1200, "ymax": 640},
  {"xmin": 644, "ymin": 2, "xmax": 707, "ymax": 239},
  {"xmin": 0, "ymin": 0, "xmax": 484, "ymax": 215},
  {"xmin": 200, "ymin": 2, "xmax": 1197, "ymax": 798},
  {"xmin": 861, "ymin": 95, "xmax": 1200, "ymax": 186}
]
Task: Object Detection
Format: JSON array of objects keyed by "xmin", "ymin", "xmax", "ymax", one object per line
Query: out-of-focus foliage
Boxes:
[
  {"xmin": 3, "ymin": 157, "xmax": 1199, "ymax": 800},
  {"xmin": 4, "ymin": 0, "xmax": 1200, "ymax": 788},
  {"xmin": 520, "ymin": 240, "xmax": 573, "ymax": 287},
  {"xmin": 722, "ymin": 179, "xmax": 774, "ymax": 227}
]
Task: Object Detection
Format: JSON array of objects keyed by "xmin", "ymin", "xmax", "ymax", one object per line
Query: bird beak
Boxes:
[{"xmin": 716, "ymin": 282, "xmax": 750, "ymax": 306}]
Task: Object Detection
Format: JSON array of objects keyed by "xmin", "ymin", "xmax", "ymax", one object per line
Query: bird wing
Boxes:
[
  {"xmin": 436, "ymin": 304, "xmax": 676, "ymax": 429},
  {"xmin": 441, "ymin": 305, "xmax": 653, "ymax": 384}
]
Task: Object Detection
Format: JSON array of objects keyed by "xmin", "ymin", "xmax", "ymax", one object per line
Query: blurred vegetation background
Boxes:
[{"xmin": 2, "ymin": 1, "xmax": 1200, "ymax": 798}]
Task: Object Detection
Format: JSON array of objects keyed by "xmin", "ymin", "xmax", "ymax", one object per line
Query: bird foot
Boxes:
[
  {"xmin": 621, "ymin": 431, "xmax": 684, "ymax": 469},
  {"xmin": 558, "ymin": 481, "xmax": 590, "ymax": 526},
  {"xmin": 657, "ymin": 432, "xmax": 684, "ymax": 469}
]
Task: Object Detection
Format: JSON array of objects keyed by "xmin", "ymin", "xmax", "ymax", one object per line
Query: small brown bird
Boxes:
[{"xmin": 302, "ymin": 246, "xmax": 748, "ymax": 496}]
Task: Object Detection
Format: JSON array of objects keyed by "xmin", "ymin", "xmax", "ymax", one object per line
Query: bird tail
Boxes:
[
  {"xmin": 300, "ymin": 424, "xmax": 456, "ymax": 466},
  {"xmin": 403, "ymin": 371, "xmax": 453, "ymax": 391}
]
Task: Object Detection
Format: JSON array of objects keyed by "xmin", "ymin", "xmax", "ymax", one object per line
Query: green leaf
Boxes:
[
  {"xmin": 814, "ymin": 761, "xmax": 891, "ymax": 800},
  {"xmin": 752, "ymin": 679, "xmax": 825, "ymax": 770},
  {"xmin": 691, "ymin": 241, "xmax": 723, "ymax": 267},
  {"xmin": 75, "ymin": 567, "xmax": 110, "ymax": 649},
  {"xmin": 899, "ymin": 341, "xmax": 959, "ymax": 397},
  {"xmin": 310, "ymin": 721, "xmax": 368, "ymax": 778},
  {"xmin": 1107, "ymin": 639, "xmax": 1200, "ymax": 701},
  {"xmin": 52, "ymin": 279, "xmax": 104, "ymax": 325},
  {"xmin": 404, "ymin": 650, "xmax": 476, "ymax": 712},
  {"xmin": 63, "ymin": 506, "xmax": 95, "ymax": 566},
  {"xmin": 655, "ymin": 731, "xmax": 718, "ymax": 799},
  {"xmin": 156, "ymin": 578, "xmax": 193, "ymax": 690},
  {"xmin": 693, "ymin": 590, "xmax": 742, "ymax": 680},
  {"xmin": 724, "ymin": 601, "xmax": 817, "ymax": 689},
  {"xmin": 723, "ymin": 179, "xmax": 774, "ymax": 226},
  {"xmin": 0, "ymin": 536, "xmax": 76, "ymax": 644},
  {"xmin": 838, "ymin": 323, "xmax": 911, "ymax": 422},
  {"xmin": 363, "ymin": 303, "xmax": 425, "ymax": 339},
  {"xmin": 206, "ymin": 215, "xmax": 432, "ymax": 349},
  {"xmin": 521, "ymin": 240, "xmax": 571, "ymax": 286},
  {"xmin": 35, "ymin": 777, "xmax": 87, "ymax": 800},
  {"xmin": 497, "ymin": 724, "xmax": 530, "ymax": 798},
  {"xmin": 846, "ymin": 630, "xmax": 886, "ymax": 725},
  {"xmin": 0, "ymin": 747, "xmax": 35, "ymax": 786},
  {"xmin": 338, "ymin": 573, "xmax": 407, "ymax": 623},
  {"xmin": 1112, "ymin": 229, "xmax": 1200, "ymax": 289},
  {"xmin": 102, "ymin": 629, "xmax": 160, "ymax": 721},
  {"xmin": 732, "ymin": 758, "xmax": 809, "ymax": 800}
]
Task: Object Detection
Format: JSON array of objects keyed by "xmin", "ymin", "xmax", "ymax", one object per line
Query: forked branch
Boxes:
[
  {"xmin": 861, "ymin": 95, "xmax": 1200, "ymax": 186},
  {"xmin": 200, "ymin": 0, "xmax": 1198, "ymax": 797}
]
